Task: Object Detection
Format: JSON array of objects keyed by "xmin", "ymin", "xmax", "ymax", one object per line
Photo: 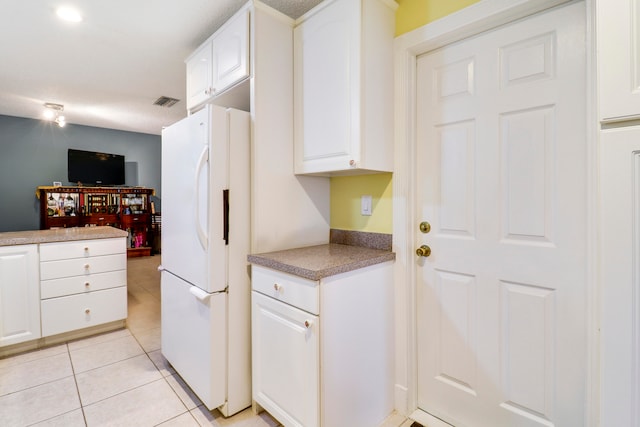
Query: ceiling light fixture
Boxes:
[
  {"xmin": 44, "ymin": 103, "xmax": 67, "ymax": 128},
  {"xmin": 56, "ymin": 6, "xmax": 82, "ymax": 23}
]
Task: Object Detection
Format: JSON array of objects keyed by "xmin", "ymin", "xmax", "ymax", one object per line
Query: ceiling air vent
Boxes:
[{"xmin": 153, "ymin": 96, "xmax": 180, "ymax": 108}]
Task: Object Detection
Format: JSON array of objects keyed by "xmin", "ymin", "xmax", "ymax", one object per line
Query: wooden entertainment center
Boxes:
[{"xmin": 37, "ymin": 186, "xmax": 155, "ymax": 257}]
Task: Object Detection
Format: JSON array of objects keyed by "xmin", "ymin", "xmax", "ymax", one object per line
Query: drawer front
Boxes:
[
  {"xmin": 40, "ymin": 238, "xmax": 126, "ymax": 261},
  {"xmin": 41, "ymin": 286, "xmax": 127, "ymax": 337},
  {"xmin": 120, "ymin": 213, "xmax": 150, "ymax": 228},
  {"xmin": 41, "ymin": 270, "xmax": 127, "ymax": 299},
  {"xmin": 252, "ymin": 266, "xmax": 319, "ymax": 315},
  {"xmin": 40, "ymin": 254, "xmax": 126, "ymax": 281}
]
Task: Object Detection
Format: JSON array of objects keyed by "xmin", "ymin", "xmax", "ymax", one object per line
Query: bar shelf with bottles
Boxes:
[{"xmin": 37, "ymin": 186, "xmax": 155, "ymax": 257}]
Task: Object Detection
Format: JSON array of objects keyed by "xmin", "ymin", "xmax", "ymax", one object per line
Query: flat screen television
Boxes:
[{"xmin": 68, "ymin": 149, "xmax": 125, "ymax": 186}]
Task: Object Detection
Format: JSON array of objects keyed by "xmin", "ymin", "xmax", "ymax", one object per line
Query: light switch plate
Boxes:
[{"xmin": 361, "ymin": 195, "xmax": 372, "ymax": 216}]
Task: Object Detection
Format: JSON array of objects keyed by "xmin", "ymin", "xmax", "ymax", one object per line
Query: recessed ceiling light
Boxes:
[{"xmin": 56, "ymin": 6, "xmax": 82, "ymax": 23}]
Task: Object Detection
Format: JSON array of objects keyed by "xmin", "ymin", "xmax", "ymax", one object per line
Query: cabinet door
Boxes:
[
  {"xmin": 252, "ymin": 291, "xmax": 319, "ymax": 427},
  {"xmin": 294, "ymin": 0, "xmax": 359, "ymax": 174},
  {"xmin": 0, "ymin": 245, "xmax": 41, "ymax": 346},
  {"xmin": 598, "ymin": 0, "xmax": 640, "ymax": 121},
  {"xmin": 186, "ymin": 40, "xmax": 213, "ymax": 110},
  {"xmin": 212, "ymin": 8, "xmax": 250, "ymax": 95},
  {"xmin": 600, "ymin": 125, "xmax": 640, "ymax": 426}
]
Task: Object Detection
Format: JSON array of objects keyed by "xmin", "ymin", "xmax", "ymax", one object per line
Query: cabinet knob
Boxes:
[
  {"xmin": 85, "ymin": 309, "xmax": 91, "ymax": 314},
  {"xmin": 84, "ymin": 247, "xmax": 89, "ymax": 252},
  {"xmin": 273, "ymin": 283, "xmax": 282, "ymax": 292},
  {"xmin": 304, "ymin": 319, "xmax": 313, "ymax": 329},
  {"xmin": 85, "ymin": 282, "xmax": 90, "ymax": 288},
  {"xmin": 84, "ymin": 263, "xmax": 90, "ymax": 270}
]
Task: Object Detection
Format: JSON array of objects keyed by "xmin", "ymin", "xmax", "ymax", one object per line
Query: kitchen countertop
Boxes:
[
  {"xmin": 247, "ymin": 243, "xmax": 396, "ymax": 281},
  {"xmin": 0, "ymin": 226, "xmax": 128, "ymax": 247}
]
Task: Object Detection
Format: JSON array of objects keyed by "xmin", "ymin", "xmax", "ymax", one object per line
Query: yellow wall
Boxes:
[
  {"xmin": 395, "ymin": 0, "xmax": 481, "ymax": 35},
  {"xmin": 329, "ymin": 0, "xmax": 480, "ymax": 234},
  {"xmin": 331, "ymin": 173, "xmax": 393, "ymax": 233}
]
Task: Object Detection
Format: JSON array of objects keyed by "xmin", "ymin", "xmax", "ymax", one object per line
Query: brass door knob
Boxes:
[
  {"xmin": 419, "ymin": 222, "xmax": 431, "ymax": 233},
  {"xmin": 416, "ymin": 245, "xmax": 431, "ymax": 257}
]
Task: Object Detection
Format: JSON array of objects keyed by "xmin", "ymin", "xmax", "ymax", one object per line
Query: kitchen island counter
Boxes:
[{"xmin": 0, "ymin": 226, "xmax": 127, "ymax": 247}]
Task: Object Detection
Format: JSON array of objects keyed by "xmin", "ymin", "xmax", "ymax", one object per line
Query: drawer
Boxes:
[
  {"xmin": 41, "ymin": 286, "xmax": 127, "ymax": 337},
  {"xmin": 252, "ymin": 266, "xmax": 319, "ymax": 315},
  {"xmin": 40, "ymin": 238, "xmax": 126, "ymax": 261},
  {"xmin": 40, "ymin": 254, "xmax": 126, "ymax": 281},
  {"xmin": 41, "ymin": 270, "xmax": 127, "ymax": 299},
  {"xmin": 120, "ymin": 213, "xmax": 150, "ymax": 228}
]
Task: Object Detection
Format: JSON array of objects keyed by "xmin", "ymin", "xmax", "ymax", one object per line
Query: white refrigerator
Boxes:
[{"xmin": 159, "ymin": 104, "xmax": 251, "ymax": 416}]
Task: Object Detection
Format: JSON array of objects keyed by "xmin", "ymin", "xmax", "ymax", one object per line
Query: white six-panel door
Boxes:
[{"xmin": 415, "ymin": 3, "xmax": 586, "ymax": 426}]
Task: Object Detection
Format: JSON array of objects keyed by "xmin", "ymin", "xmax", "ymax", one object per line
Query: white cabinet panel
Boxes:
[
  {"xmin": 186, "ymin": 41, "xmax": 213, "ymax": 111},
  {"xmin": 294, "ymin": 0, "xmax": 396, "ymax": 175},
  {"xmin": 41, "ymin": 286, "xmax": 127, "ymax": 337},
  {"xmin": 39, "ymin": 237, "xmax": 125, "ymax": 261},
  {"xmin": 598, "ymin": 0, "xmax": 640, "ymax": 121},
  {"xmin": 185, "ymin": 5, "xmax": 250, "ymax": 111},
  {"xmin": 0, "ymin": 245, "xmax": 40, "ymax": 346},
  {"xmin": 40, "ymin": 254, "xmax": 126, "ymax": 281},
  {"xmin": 212, "ymin": 8, "xmax": 250, "ymax": 95},
  {"xmin": 251, "ymin": 261, "xmax": 394, "ymax": 427},
  {"xmin": 251, "ymin": 266, "xmax": 318, "ymax": 315},
  {"xmin": 39, "ymin": 237, "xmax": 127, "ymax": 338},
  {"xmin": 252, "ymin": 291, "xmax": 319, "ymax": 427},
  {"xmin": 600, "ymin": 125, "xmax": 640, "ymax": 427},
  {"xmin": 41, "ymin": 270, "xmax": 126, "ymax": 299}
]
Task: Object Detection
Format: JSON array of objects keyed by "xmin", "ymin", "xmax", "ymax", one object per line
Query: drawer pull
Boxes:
[
  {"xmin": 85, "ymin": 309, "xmax": 91, "ymax": 314},
  {"xmin": 84, "ymin": 264, "xmax": 90, "ymax": 270},
  {"xmin": 84, "ymin": 247, "xmax": 89, "ymax": 252},
  {"xmin": 273, "ymin": 283, "xmax": 282, "ymax": 292},
  {"xmin": 85, "ymin": 282, "xmax": 90, "ymax": 288},
  {"xmin": 304, "ymin": 319, "xmax": 312, "ymax": 329}
]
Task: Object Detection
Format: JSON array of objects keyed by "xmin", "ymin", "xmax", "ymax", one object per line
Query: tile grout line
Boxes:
[{"xmin": 65, "ymin": 342, "xmax": 89, "ymax": 426}]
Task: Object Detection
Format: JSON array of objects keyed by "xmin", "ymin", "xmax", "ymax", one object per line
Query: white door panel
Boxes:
[{"xmin": 416, "ymin": 3, "xmax": 586, "ymax": 426}]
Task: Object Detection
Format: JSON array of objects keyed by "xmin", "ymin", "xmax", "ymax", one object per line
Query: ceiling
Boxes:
[{"xmin": 0, "ymin": 0, "xmax": 323, "ymax": 136}]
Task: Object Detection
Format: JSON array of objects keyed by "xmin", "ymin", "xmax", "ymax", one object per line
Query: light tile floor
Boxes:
[{"xmin": 0, "ymin": 256, "xmax": 414, "ymax": 427}]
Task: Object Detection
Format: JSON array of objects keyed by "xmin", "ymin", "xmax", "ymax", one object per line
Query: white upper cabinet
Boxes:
[
  {"xmin": 598, "ymin": 0, "xmax": 640, "ymax": 122},
  {"xmin": 186, "ymin": 6, "xmax": 250, "ymax": 111},
  {"xmin": 293, "ymin": 0, "xmax": 397, "ymax": 176},
  {"xmin": 186, "ymin": 41, "xmax": 214, "ymax": 110},
  {"xmin": 212, "ymin": 8, "xmax": 250, "ymax": 95}
]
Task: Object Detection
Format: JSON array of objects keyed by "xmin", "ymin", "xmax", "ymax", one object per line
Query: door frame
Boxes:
[{"xmin": 392, "ymin": 0, "xmax": 599, "ymax": 424}]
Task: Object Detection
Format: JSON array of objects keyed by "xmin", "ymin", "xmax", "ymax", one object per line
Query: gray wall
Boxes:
[{"xmin": 0, "ymin": 115, "xmax": 161, "ymax": 232}]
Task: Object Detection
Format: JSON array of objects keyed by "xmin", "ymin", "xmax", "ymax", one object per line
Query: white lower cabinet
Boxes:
[
  {"xmin": 40, "ymin": 237, "xmax": 127, "ymax": 337},
  {"xmin": 253, "ymin": 291, "xmax": 319, "ymax": 427},
  {"xmin": 0, "ymin": 244, "xmax": 41, "ymax": 346},
  {"xmin": 251, "ymin": 262, "xmax": 394, "ymax": 427}
]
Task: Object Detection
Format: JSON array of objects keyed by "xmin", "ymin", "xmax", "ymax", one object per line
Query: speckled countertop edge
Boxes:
[
  {"xmin": 0, "ymin": 226, "xmax": 128, "ymax": 247},
  {"xmin": 248, "ymin": 241, "xmax": 395, "ymax": 281}
]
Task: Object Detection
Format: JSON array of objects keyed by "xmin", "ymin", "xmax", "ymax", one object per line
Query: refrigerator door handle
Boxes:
[
  {"xmin": 194, "ymin": 146, "xmax": 209, "ymax": 251},
  {"xmin": 223, "ymin": 189, "xmax": 229, "ymax": 245}
]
